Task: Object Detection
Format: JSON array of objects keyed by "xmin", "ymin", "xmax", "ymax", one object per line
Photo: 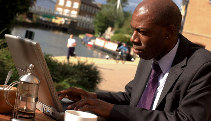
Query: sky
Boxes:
[{"xmin": 94, "ymin": 0, "xmax": 182, "ymax": 12}]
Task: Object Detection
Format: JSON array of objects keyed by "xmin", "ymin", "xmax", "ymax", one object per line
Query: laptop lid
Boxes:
[{"xmin": 5, "ymin": 34, "xmax": 63, "ymax": 113}]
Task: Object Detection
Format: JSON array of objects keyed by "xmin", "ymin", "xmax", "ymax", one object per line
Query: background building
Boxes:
[
  {"xmin": 54, "ymin": 0, "xmax": 101, "ymax": 33},
  {"xmin": 182, "ymin": 0, "xmax": 211, "ymax": 50},
  {"xmin": 77, "ymin": 0, "xmax": 101, "ymax": 32}
]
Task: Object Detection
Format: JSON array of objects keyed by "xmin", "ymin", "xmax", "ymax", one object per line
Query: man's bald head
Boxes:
[{"xmin": 133, "ymin": 0, "xmax": 182, "ymax": 33}]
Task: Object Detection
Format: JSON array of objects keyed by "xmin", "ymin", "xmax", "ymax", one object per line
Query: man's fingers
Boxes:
[
  {"xmin": 74, "ymin": 100, "xmax": 88, "ymax": 110},
  {"xmin": 58, "ymin": 88, "xmax": 70, "ymax": 95},
  {"xmin": 66, "ymin": 99, "xmax": 113, "ymax": 118},
  {"xmin": 67, "ymin": 101, "xmax": 80, "ymax": 110},
  {"xmin": 58, "ymin": 88, "xmax": 80, "ymax": 100},
  {"xmin": 67, "ymin": 99, "xmax": 93, "ymax": 110},
  {"xmin": 67, "ymin": 105, "xmax": 74, "ymax": 110},
  {"xmin": 58, "ymin": 87, "xmax": 83, "ymax": 95},
  {"xmin": 77, "ymin": 105, "xmax": 96, "ymax": 112},
  {"xmin": 68, "ymin": 103, "xmax": 95, "ymax": 112},
  {"xmin": 58, "ymin": 94, "xmax": 66, "ymax": 100}
]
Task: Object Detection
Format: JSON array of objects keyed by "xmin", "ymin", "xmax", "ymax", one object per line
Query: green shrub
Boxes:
[
  {"xmin": 45, "ymin": 55, "xmax": 101, "ymax": 92},
  {"xmin": 0, "ymin": 47, "xmax": 19, "ymax": 84},
  {"xmin": 0, "ymin": 39, "xmax": 8, "ymax": 49},
  {"xmin": 110, "ymin": 33, "xmax": 132, "ymax": 46},
  {"xmin": 0, "ymin": 47, "xmax": 101, "ymax": 92}
]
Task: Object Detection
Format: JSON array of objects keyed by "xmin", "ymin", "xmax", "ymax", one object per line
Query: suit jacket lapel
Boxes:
[
  {"xmin": 130, "ymin": 59, "xmax": 153, "ymax": 106},
  {"xmin": 156, "ymin": 34, "xmax": 189, "ymax": 107}
]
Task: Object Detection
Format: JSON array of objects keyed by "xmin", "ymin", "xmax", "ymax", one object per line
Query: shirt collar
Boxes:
[{"xmin": 155, "ymin": 39, "xmax": 180, "ymax": 73}]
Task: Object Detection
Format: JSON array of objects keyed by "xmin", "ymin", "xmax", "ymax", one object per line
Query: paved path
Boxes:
[{"xmin": 53, "ymin": 56, "xmax": 139, "ymax": 92}]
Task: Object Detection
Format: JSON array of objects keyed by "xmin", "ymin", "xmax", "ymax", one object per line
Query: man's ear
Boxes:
[{"xmin": 165, "ymin": 24, "xmax": 176, "ymax": 38}]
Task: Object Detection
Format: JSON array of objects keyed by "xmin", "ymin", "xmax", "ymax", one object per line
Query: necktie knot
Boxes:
[{"xmin": 152, "ymin": 62, "xmax": 162, "ymax": 74}]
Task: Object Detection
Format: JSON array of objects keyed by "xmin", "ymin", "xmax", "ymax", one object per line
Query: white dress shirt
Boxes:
[{"xmin": 151, "ymin": 39, "xmax": 180, "ymax": 110}]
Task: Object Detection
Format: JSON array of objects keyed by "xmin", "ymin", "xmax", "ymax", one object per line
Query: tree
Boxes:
[
  {"xmin": 94, "ymin": 0, "xmax": 128, "ymax": 36},
  {"xmin": 0, "ymin": 0, "xmax": 34, "ymax": 38},
  {"xmin": 114, "ymin": 11, "xmax": 133, "ymax": 35},
  {"xmin": 94, "ymin": 4, "xmax": 116, "ymax": 35},
  {"xmin": 93, "ymin": 0, "xmax": 133, "ymax": 36}
]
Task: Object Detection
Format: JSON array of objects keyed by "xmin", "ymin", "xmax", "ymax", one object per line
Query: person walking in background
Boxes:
[{"xmin": 67, "ymin": 34, "xmax": 76, "ymax": 63}]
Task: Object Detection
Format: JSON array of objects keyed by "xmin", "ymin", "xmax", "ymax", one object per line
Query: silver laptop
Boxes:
[{"xmin": 5, "ymin": 34, "xmax": 72, "ymax": 120}]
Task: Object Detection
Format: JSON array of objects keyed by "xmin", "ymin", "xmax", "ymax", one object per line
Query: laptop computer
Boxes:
[{"xmin": 5, "ymin": 34, "xmax": 72, "ymax": 120}]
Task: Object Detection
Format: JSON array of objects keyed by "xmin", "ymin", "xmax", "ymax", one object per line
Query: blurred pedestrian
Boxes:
[
  {"xmin": 116, "ymin": 43, "xmax": 129, "ymax": 55},
  {"xmin": 116, "ymin": 43, "xmax": 129, "ymax": 62},
  {"xmin": 67, "ymin": 34, "xmax": 76, "ymax": 63}
]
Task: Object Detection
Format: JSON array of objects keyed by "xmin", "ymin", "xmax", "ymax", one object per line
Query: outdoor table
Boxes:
[
  {"xmin": 0, "ymin": 110, "xmax": 106, "ymax": 121},
  {"xmin": 0, "ymin": 110, "xmax": 55, "ymax": 121}
]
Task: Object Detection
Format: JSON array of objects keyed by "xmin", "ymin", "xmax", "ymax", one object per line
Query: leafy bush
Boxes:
[
  {"xmin": 0, "ymin": 47, "xmax": 101, "ymax": 92},
  {"xmin": 111, "ymin": 34, "xmax": 128, "ymax": 42},
  {"xmin": 0, "ymin": 39, "xmax": 8, "ymax": 49},
  {"xmin": 0, "ymin": 47, "xmax": 19, "ymax": 84},
  {"xmin": 110, "ymin": 33, "xmax": 132, "ymax": 46},
  {"xmin": 45, "ymin": 55, "xmax": 101, "ymax": 91}
]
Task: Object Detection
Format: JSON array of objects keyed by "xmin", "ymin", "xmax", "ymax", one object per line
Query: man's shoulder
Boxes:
[
  {"xmin": 187, "ymin": 48, "xmax": 211, "ymax": 66},
  {"xmin": 179, "ymin": 34, "xmax": 211, "ymax": 64}
]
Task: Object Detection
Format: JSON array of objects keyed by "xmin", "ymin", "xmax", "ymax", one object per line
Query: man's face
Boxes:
[{"xmin": 130, "ymin": 8, "xmax": 168, "ymax": 60}]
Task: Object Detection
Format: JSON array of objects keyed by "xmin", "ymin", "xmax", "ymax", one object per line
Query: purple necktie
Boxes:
[{"xmin": 137, "ymin": 62, "xmax": 162, "ymax": 110}]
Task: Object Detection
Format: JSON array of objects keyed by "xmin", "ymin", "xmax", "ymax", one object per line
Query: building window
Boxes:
[
  {"xmin": 77, "ymin": 22, "xmax": 82, "ymax": 28},
  {"xmin": 73, "ymin": 2, "xmax": 79, "ymax": 8},
  {"xmin": 81, "ymin": 4, "xmax": 84, "ymax": 10},
  {"xmin": 66, "ymin": 1, "xmax": 71, "ymax": 7},
  {"xmin": 56, "ymin": 8, "xmax": 63, "ymax": 14},
  {"xmin": 88, "ymin": 6, "xmax": 90, "ymax": 12},
  {"xmin": 84, "ymin": 5, "xmax": 87, "ymax": 11},
  {"xmin": 64, "ymin": 9, "xmax": 70, "ymax": 16},
  {"xmin": 93, "ymin": 8, "xmax": 96, "ymax": 14},
  {"xmin": 71, "ymin": 10, "xmax": 78, "ymax": 17},
  {"xmin": 58, "ymin": 0, "xmax": 64, "ymax": 6},
  {"xmin": 91, "ymin": 7, "xmax": 94, "ymax": 14}
]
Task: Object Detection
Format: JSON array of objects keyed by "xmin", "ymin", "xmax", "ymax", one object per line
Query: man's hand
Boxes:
[
  {"xmin": 58, "ymin": 87, "xmax": 97, "ymax": 102},
  {"xmin": 68, "ymin": 99, "xmax": 114, "ymax": 118}
]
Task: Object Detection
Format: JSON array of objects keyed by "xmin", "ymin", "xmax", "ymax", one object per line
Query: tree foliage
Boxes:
[
  {"xmin": 0, "ymin": 0, "xmax": 34, "ymax": 38},
  {"xmin": 94, "ymin": 4, "xmax": 116, "ymax": 35},
  {"xmin": 0, "ymin": 47, "xmax": 20, "ymax": 84},
  {"xmin": 94, "ymin": 0, "xmax": 134, "ymax": 37},
  {"xmin": 114, "ymin": 11, "xmax": 133, "ymax": 35},
  {"xmin": 94, "ymin": 0, "xmax": 129, "ymax": 36},
  {"xmin": 111, "ymin": 34, "xmax": 129, "ymax": 43},
  {"xmin": 110, "ymin": 33, "xmax": 132, "ymax": 46}
]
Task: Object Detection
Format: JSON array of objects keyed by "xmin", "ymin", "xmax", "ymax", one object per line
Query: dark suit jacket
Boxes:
[{"xmin": 96, "ymin": 34, "xmax": 211, "ymax": 121}]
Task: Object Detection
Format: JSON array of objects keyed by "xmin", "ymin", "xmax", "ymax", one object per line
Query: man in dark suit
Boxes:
[{"xmin": 58, "ymin": 0, "xmax": 211, "ymax": 120}]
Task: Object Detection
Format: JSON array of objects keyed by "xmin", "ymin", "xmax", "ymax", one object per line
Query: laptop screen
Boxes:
[{"xmin": 5, "ymin": 34, "xmax": 63, "ymax": 113}]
